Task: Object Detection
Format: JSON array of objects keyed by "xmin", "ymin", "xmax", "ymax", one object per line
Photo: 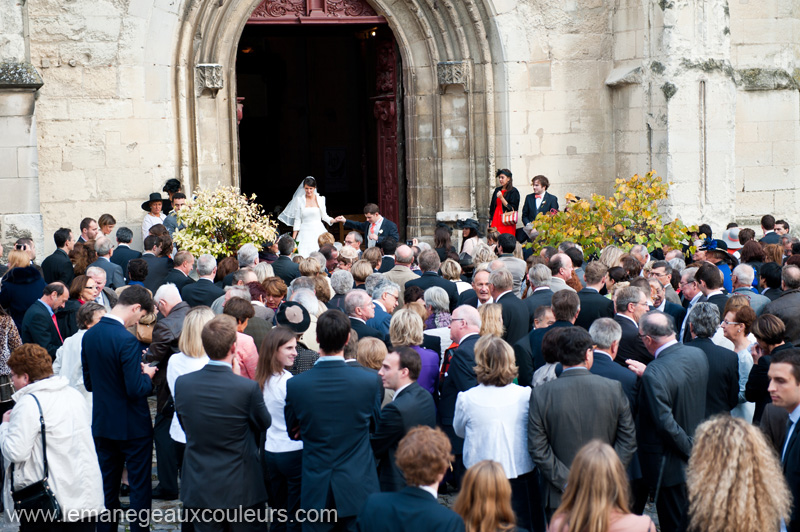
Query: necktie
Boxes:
[
  {"xmin": 680, "ymin": 302, "xmax": 693, "ymax": 342},
  {"xmin": 783, "ymin": 418, "xmax": 796, "ymax": 463},
  {"xmin": 51, "ymin": 313, "xmax": 63, "ymax": 343}
]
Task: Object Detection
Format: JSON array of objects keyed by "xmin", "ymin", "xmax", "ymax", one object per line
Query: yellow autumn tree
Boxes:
[{"xmin": 527, "ymin": 171, "xmax": 696, "ymax": 257}]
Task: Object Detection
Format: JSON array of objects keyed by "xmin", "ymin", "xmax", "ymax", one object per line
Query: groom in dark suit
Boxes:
[
  {"xmin": 175, "ymin": 314, "xmax": 271, "ymax": 530},
  {"xmin": 285, "ymin": 309, "xmax": 382, "ymax": 531},
  {"xmin": 335, "ymin": 203, "xmax": 399, "ymax": 249}
]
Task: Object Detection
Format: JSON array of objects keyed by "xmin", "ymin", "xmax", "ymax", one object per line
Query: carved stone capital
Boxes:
[
  {"xmin": 437, "ymin": 61, "xmax": 470, "ymax": 93},
  {"xmin": 196, "ymin": 64, "xmax": 224, "ymax": 97}
]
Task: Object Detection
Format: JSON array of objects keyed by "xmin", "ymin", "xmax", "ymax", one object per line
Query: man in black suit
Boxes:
[
  {"xmin": 181, "ymin": 254, "xmax": 225, "ymax": 307},
  {"xmin": 21, "ymin": 282, "xmax": 70, "ymax": 360},
  {"xmin": 695, "ymin": 262, "xmax": 729, "ymax": 318},
  {"xmin": 520, "ymin": 175, "xmax": 559, "ymax": 241},
  {"xmin": 405, "ymin": 250, "xmax": 458, "ymax": 312},
  {"xmin": 588, "ymin": 318, "xmax": 639, "ymax": 408},
  {"xmin": 175, "ymin": 314, "xmax": 271, "ymax": 531},
  {"xmin": 145, "ymin": 283, "xmax": 191, "ymax": 500},
  {"xmin": 41, "ymin": 227, "xmax": 75, "ymax": 286},
  {"xmin": 648, "ymin": 278, "xmax": 686, "ymax": 330},
  {"xmin": 760, "ymin": 214, "xmax": 780, "ymax": 244},
  {"xmin": 614, "ymin": 286, "xmax": 653, "ymax": 366},
  {"xmin": 285, "ymin": 310, "xmax": 382, "ymax": 532},
  {"xmin": 489, "ymin": 267, "xmax": 530, "ymax": 345},
  {"xmin": 89, "ymin": 236, "xmax": 125, "ymax": 289},
  {"xmin": 528, "ymin": 327, "xmax": 636, "ymax": 515},
  {"xmin": 456, "ymin": 265, "xmax": 492, "ymax": 308},
  {"xmin": 378, "ymin": 237, "xmax": 397, "ymax": 273},
  {"xmin": 140, "ymin": 235, "xmax": 171, "ymax": 293},
  {"xmin": 628, "ymin": 311, "xmax": 708, "ymax": 532},
  {"xmin": 678, "ymin": 267, "xmax": 705, "ymax": 342},
  {"xmin": 110, "ymin": 227, "xmax": 141, "ymax": 282},
  {"xmin": 162, "ymin": 250, "xmax": 195, "ymax": 291},
  {"xmin": 357, "ymin": 427, "xmax": 465, "ymax": 532},
  {"xmin": 767, "ymin": 348, "xmax": 800, "ymax": 532},
  {"xmin": 439, "ymin": 305, "xmax": 481, "ymax": 487},
  {"xmin": 761, "ymin": 261, "xmax": 785, "ymax": 301},
  {"xmin": 527, "ymin": 290, "xmax": 578, "ymax": 379},
  {"xmin": 345, "ymin": 289, "xmax": 385, "ymax": 342},
  {"xmin": 81, "ymin": 286, "xmax": 157, "ymax": 532},
  {"xmin": 372, "ymin": 347, "xmax": 437, "ymax": 491},
  {"xmin": 764, "ymin": 265, "xmax": 800, "ymax": 346},
  {"xmin": 524, "ymin": 264, "xmax": 554, "ymax": 327},
  {"xmin": 272, "ymin": 234, "xmax": 301, "ymax": 286},
  {"xmin": 686, "ymin": 302, "xmax": 739, "ymax": 418},
  {"xmin": 77, "ymin": 216, "xmax": 99, "ymax": 244},
  {"xmin": 575, "ymin": 262, "xmax": 615, "ymax": 330},
  {"xmin": 334, "ymin": 203, "xmax": 400, "ymax": 249}
]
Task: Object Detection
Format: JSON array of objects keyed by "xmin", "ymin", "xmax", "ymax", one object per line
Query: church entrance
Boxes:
[{"xmin": 236, "ymin": 1, "xmax": 404, "ymax": 237}]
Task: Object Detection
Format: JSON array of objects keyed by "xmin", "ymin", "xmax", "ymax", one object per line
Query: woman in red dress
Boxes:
[{"xmin": 489, "ymin": 168, "xmax": 520, "ymax": 236}]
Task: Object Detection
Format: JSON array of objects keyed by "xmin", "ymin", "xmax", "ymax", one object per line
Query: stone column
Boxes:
[{"xmin": 0, "ymin": 0, "xmax": 45, "ymax": 251}]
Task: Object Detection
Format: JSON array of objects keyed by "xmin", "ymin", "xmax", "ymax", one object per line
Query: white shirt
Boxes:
[
  {"xmin": 263, "ymin": 370, "xmax": 304, "ymax": 453},
  {"xmin": 142, "ymin": 212, "xmax": 166, "ymax": 241},
  {"xmin": 453, "ymin": 383, "xmax": 534, "ymax": 478},
  {"xmin": 167, "ymin": 352, "xmax": 209, "ymax": 443},
  {"xmin": 367, "ymin": 216, "xmax": 384, "ymax": 248}
]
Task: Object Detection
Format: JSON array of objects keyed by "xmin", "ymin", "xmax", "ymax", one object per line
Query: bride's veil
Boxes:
[{"xmin": 278, "ymin": 179, "xmax": 312, "ymax": 227}]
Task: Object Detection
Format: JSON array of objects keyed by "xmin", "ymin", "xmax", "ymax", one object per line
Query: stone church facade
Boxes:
[{"xmin": 0, "ymin": 0, "xmax": 797, "ymax": 254}]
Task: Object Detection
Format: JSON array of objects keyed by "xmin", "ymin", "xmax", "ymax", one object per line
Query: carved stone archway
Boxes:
[{"xmin": 174, "ymin": 0, "xmax": 507, "ymax": 235}]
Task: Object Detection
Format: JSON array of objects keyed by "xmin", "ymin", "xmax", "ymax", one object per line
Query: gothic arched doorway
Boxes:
[{"xmin": 236, "ymin": 0, "xmax": 404, "ymax": 235}]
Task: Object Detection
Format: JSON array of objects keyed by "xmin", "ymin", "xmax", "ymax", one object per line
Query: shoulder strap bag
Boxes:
[{"xmin": 10, "ymin": 394, "xmax": 63, "ymax": 522}]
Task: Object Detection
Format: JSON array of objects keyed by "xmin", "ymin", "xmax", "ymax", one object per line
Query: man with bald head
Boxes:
[
  {"xmin": 439, "ymin": 305, "xmax": 481, "ymax": 487},
  {"xmin": 382, "ymin": 244, "xmax": 419, "ymax": 306}
]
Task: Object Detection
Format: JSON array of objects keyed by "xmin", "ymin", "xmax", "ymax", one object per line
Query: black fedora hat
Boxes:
[
  {"xmin": 141, "ymin": 192, "xmax": 165, "ymax": 211},
  {"xmin": 276, "ymin": 301, "xmax": 310, "ymax": 334},
  {"xmin": 457, "ymin": 218, "xmax": 479, "ymax": 231}
]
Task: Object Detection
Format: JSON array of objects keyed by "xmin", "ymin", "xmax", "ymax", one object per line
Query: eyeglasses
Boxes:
[
  {"xmin": 679, "ymin": 280, "xmax": 695, "ymax": 287},
  {"xmin": 721, "ymin": 320, "xmax": 741, "ymax": 326}
]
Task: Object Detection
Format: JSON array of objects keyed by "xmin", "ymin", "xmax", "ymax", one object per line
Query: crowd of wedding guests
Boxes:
[{"xmin": 3, "ymin": 200, "xmax": 800, "ymax": 532}]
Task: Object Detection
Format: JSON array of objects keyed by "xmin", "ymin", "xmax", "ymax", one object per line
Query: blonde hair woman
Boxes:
[
  {"xmin": 687, "ymin": 415, "xmax": 791, "ymax": 532},
  {"xmin": 454, "ymin": 460, "xmax": 518, "ymax": 532},
  {"xmin": 389, "ymin": 309, "xmax": 439, "ymax": 396},
  {"xmin": 550, "ymin": 440, "xmax": 655, "ymax": 532},
  {"xmin": 351, "ymin": 259, "xmax": 374, "ymax": 286},
  {"xmin": 479, "ymin": 303, "xmax": 505, "ymax": 337},
  {"xmin": 166, "ymin": 306, "xmax": 215, "ymax": 444},
  {"xmin": 441, "ymin": 259, "xmax": 471, "ymax": 294},
  {"xmin": 599, "ymin": 245, "xmax": 625, "ymax": 269},
  {"xmin": 454, "ymin": 336, "xmax": 538, "ymax": 531},
  {"xmin": 253, "ymin": 262, "xmax": 275, "ymax": 284}
]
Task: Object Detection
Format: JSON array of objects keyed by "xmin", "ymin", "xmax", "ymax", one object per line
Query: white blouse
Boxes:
[
  {"xmin": 454, "ymin": 383, "xmax": 534, "ymax": 479},
  {"xmin": 167, "ymin": 352, "xmax": 209, "ymax": 443},
  {"xmin": 263, "ymin": 370, "xmax": 304, "ymax": 453}
]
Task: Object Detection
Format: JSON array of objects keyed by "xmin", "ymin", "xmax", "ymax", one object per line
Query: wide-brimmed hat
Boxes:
[
  {"xmin": 141, "ymin": 193, "xmax": 165, "ymax": 211},
  {"xmin": 722, "ymin": 227, "xmax": 742, "ymax": 251},
  {"xmin": 457, "ymin": 218, "xmax": 479, "ymax": 231},
  {"xmin": 276, "ymin": 301, "xmax": 310, "ymax": 334}
]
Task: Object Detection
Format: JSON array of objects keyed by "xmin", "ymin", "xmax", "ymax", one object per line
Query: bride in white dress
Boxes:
[{"xmin": 278, "ymin": 177, "xmax": 334, "ymax": 258}]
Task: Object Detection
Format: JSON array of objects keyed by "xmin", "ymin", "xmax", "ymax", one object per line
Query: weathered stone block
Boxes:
[
  {"xmin": 0, "ymin": 116, "xmax": 33, "ymax": 147},
  {"xmin": 0, "ymin": 178, "xmax": 39, "ymax": 213},
  {"xmin": 17, "ymin": 146, "xmax": 38, "ymax": 178},
  {"xmin": 70, "ymin": 99, "xmax": 133, "ymax": 120},
  {"xmin": 0, "ymin": 90, "xmax": 35, "ymax": 116},
  {"xmin": 0, "ymin": 148, "xmax": 17, "ymax": 177},
  {"xmin": 528, "ymin": 61, "xmax": 551, "ymax": 88},
  {"xmin": 772, "ymin": 140, "xmax": 798, "ymax": 167}
]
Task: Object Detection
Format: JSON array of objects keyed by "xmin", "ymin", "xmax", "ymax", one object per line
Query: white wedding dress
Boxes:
[{"xmin": 294, "ymin": 198, "xmax": 333, "ymax": 258}]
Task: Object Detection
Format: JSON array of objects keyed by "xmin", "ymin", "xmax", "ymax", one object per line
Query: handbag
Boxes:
[
  {"xmin": 501, "ymin": 210, "xmax": 518, "ymax": 226},
  {"xmin": 10, "ymin": 394, "xmax": 63, "ymax": 522}
]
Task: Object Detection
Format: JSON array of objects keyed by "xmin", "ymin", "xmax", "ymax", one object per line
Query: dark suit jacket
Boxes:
[
  {"xmin": 524, "ymin": 288, "xmax": 554, "ymax": 329},
  {"xmin": 371, "ymin": 382, "xmax": 437, "ymax": 492},
  {"xmin": 81, "ymin": 316, "xmax": 154, "ymax": 440},
  {"xmin": 366, "ymin": 304, "xmax": 392, "ymax": 339},
  {"xmin": 764, "ymin": 290, "xmax": 800, "ymax": 346},
  {"xmin": 145, "ymin": 301, "xmax": 190, "ymax": 413},
  {"xmin": 356, "ymin": 486, "xmax": 465, "ymax": 532},
  {"xmin": 785, "ymin": 429, "xmax": 800, "ymax": 532},
  {"xmin": 181, "ymin": 278, "xmax": 225, "ymax": 308},
  {"xmin": 110, "ymin": 244, "xmax": 141, "ymax": 281},
  {"xmin": 529, "ymin": 321, "xmax": 573, "ymax": 374},
  {"xmin": 575, "ymin": 288, "xmax": 615, "ymax": 330},
  {"xmin": 343, "ymin": 218, "xmax": 400, "ymax": 246},
  {"xmin": 21, "ymin": 300, "xmax": 62, "ymax": 360},
  {"xmin": 591, "ymin": 351, "xmax": 639, "ymax": 411},
  {"xmin": 272, "ymin": 255, "xmax": 301, "ymax": 286},
  {"xmin": 439, "ymin": 334, "xmax": 479, "ymax": 434},
  {"xmin": 285, "ymin": 358, "xmax": 381, "ymax": 517},
  {"xmin": 175, "ymin": 364, "xmax": 270, "ymax": 509},
  {"xmin": 497, "ymin": 291, "xmax": 531, "ymax": 345},
  {"xmin": 243, "ymin": 316, "xmax": 272, "ymax": 352},
  {"xmin": 764, "ymin": 287, "xmax": 784, "ymax": 301},
  {"xmin": 615, "ymin": 314, "xmax": 653, "ymax": 366},
  {"xmin": 760, "ymin": 232, "xmax": 780, "ymax": 245},
  {"xmin": 705, "ymin": 292, "xmax": 730, "ymax": 319},
  {"xmin": 489, "ymin": 186, "xmax": 520, "ymax": 221},
  {"xmin": 378, "ymin": 256, "xmax": 395, "ymax": 273},
  {"xmin": 163, "ymin": 268, "xmax": 195, "ymax": 291},
  {"xmin": 521, "ymin": 190, "xmax": 559, "ymax": 225},
  {"xmin": 457, "ymin": 289, "xmax": 478, "ymax": 308},
  {"xmin": 528, "ymin": 367, "xmax": 636, "ymax": 509},
  {"xmin": 89, "ymin": 257, "xmax": 125, "ymax": 290},
  {"xmin": 746, "ymin": 343, "xmax": 794, "ymax": 424},
  {"xmin": 141, "ymin": 253, "xmax": 172, "ymax": 293},
  {"xmin": 405, "ymin": 272, "xmax": 459, "ymax": 312},
  {"xmin": 351, "ymin": 317, "xmax": 385, "ymax": 343},
  {"xmin": 662, "ymin": 301, "xmax": 686, "ymax": 331},
  {"xmin": 687, "ymin": 337, "xmax": 739, "ymax": 418},
  {"xmin": 513, "ymin": 335, "xmax": 535, "ymax": 388},
  {"xmin": 637, "ymin": 342, "xmax": 708, "ymax": 488},
  {"xmin": 41, "ymin": 248, "xmax": 74, "ymax": 286}
]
